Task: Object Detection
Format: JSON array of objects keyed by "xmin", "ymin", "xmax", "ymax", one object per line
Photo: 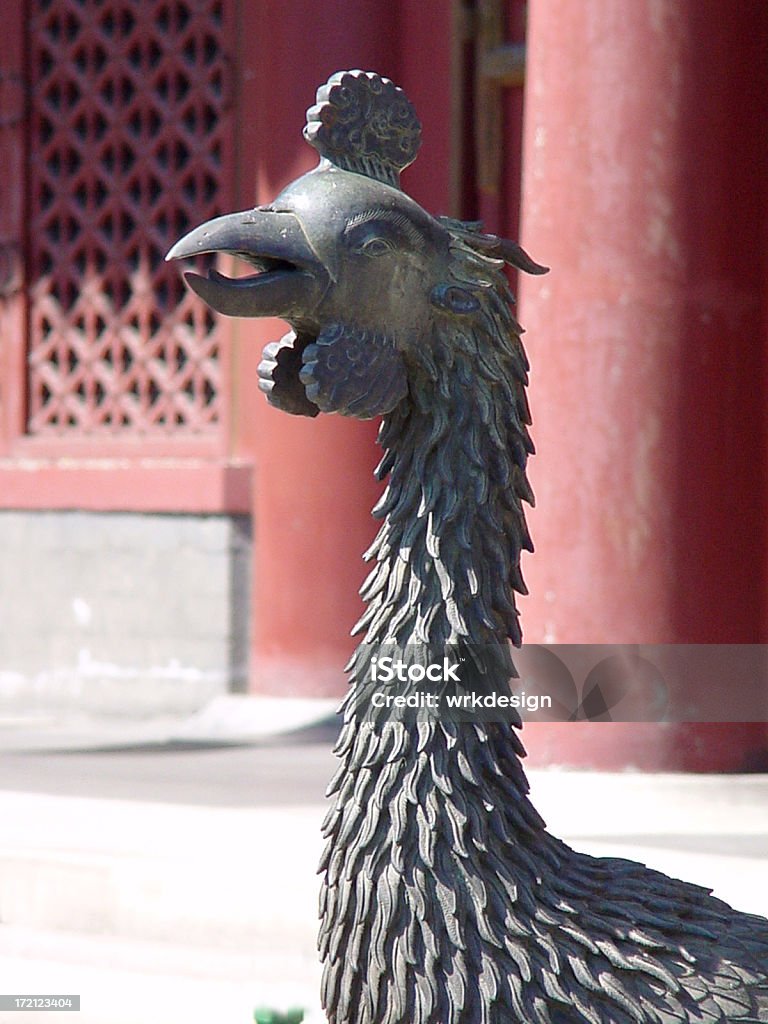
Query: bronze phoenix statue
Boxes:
[{"xmin": 168, "ymin": 70, "xmax": 768, "ymax": 1024}]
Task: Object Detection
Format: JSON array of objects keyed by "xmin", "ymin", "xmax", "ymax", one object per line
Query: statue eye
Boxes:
[{"xmin": 356, "ymin": 236, "xmax": 395, "ymax": 258}]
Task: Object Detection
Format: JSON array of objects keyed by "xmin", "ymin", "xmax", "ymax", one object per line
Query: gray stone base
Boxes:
[{"xmin": 0, "ymin": 510, "xmax": 251, "ymax": 717}]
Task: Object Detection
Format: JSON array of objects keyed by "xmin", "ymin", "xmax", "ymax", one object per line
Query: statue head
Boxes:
[{"xmin": 167, "ymin": 70, "xmax": 546, "ymax": 420}]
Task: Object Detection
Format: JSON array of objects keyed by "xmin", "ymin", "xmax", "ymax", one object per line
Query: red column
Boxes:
[
  {"xmin": 231, "ymin": 2, "xmax": 451, "ymax": 696},
  {"xmin": 518, "ymin": 1, "xmax": 768, "ymax": 768},
  {"xmin": 228, "ymin": 2, "xmax": 396, "ymax": 696}
]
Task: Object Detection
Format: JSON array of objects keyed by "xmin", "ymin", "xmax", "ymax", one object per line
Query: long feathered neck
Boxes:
[
  {"xmin": 349, "ymin": 244, "xmax": 535, "ymax": 711},
  {"xmin": 320, "ymin": 293, "xmax": 561, "ymax": 1023},
  {"xmin": 319, "ymin": 233, "xmax": 768, "ymax": 1024},
  {"xmin": 363, "ymin": 350, "xmax": 532, "ymax": 644}
]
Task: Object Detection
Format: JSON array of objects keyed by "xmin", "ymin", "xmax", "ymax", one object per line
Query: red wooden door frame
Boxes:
[{"xmin": 0, "ymin": 4, "xmax": 27, "ymax": 460}]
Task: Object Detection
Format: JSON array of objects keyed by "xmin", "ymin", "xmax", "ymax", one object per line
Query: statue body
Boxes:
[{"xmin": 169, "ymin": 71, "xmax": 768, "ymax": 1024}]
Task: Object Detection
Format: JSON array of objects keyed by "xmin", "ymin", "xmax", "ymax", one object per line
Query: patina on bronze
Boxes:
[{"xmin": 168, "ymin": 71, "xmax": 768, "ymax": 1024}]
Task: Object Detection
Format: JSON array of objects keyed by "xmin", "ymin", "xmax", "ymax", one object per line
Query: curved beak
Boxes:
[{"xmin": 166, "ymin": 208, "xmax": 328, "ymax": 320}]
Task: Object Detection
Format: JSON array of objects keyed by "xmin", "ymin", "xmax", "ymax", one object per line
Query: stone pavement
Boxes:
[{"xmin": 0, "ymin": 698, "xmax": 766, "ymax": 1024}]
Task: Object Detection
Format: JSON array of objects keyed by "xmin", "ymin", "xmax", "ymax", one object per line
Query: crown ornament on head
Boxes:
[{"xmin": 303, "ymin": 70, "xmax": 422, "ymax": 189}]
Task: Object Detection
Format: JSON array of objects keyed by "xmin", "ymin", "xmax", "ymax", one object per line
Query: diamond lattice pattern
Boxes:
[{"xmin": 26, "ymin": 0, "xmax": 228, "ymax": 435}]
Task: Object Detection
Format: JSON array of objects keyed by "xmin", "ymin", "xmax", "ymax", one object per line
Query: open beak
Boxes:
[
  {"xmin": 165, "ymin": 208, "xmax": 327, "ymax": 321},
  {"xmin": 167, "ymin": 207, "xmax": 329, "ymax": 417}
]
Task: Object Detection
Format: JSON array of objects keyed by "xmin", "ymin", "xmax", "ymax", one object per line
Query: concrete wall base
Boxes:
[{"xmin": 0, "ymin": 510, "xmax": 251, "ymax": 717}]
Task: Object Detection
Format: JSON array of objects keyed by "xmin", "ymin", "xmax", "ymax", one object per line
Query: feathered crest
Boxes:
[
  {"xmin": 304, "ymin": 70, "xmax": 421, "ymax": 189},
  {"xmin": 440, "ymin": 217, "xmax": 549, "ymax": 277}
]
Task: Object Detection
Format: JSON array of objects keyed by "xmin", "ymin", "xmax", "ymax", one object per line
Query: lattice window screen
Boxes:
[{"xmin": 26, "ymin": 0, "xmax": 230, "ymax": 435}]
